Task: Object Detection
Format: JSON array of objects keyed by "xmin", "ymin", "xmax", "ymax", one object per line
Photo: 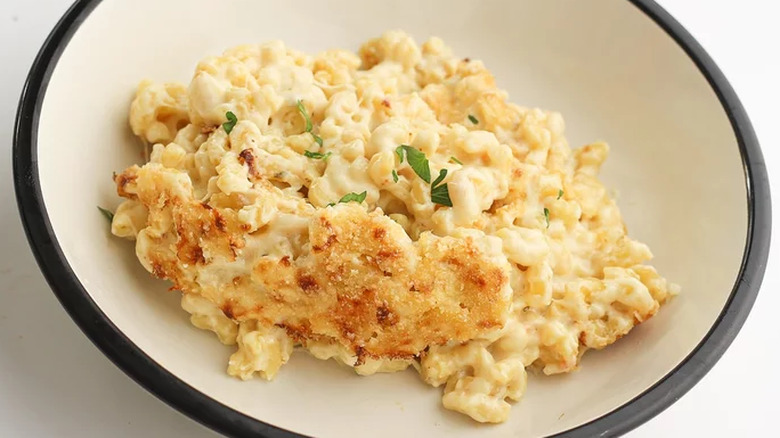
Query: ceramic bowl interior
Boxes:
[{"xmin": 16, "ymin": 0, "xmax": 769, "ymax": 437}]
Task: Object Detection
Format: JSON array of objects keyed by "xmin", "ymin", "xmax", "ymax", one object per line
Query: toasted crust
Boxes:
[{"xmin": 123, "ymin": 164, "xmax": 512, "ymax": 363}]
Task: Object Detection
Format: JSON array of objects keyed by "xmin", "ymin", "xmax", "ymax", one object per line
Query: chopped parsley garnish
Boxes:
[
  {"xmin": 468, "ymin": 114, "xmax": 479, "ymax": 124},
  {"xmin": 449, "ymin": 156, "xmax": 463, "ymax": 165},
  {"xmin": 296, "ymin": 100, "xmax": 312, "ymax": 132},
  {"xmin": 543, "ymin": 207, "xmax": 550, "ymax": 228},
  {"xmin": 303, "ymin": 150, "xmax": 332, "ymax": 160},
  {"xmin": 431, "ymin": 168, "xmax": 448, "ymax": 188},
  {"xmin": 97, "ymin": 206, "xmax": 114, "ymax": 222},
  {"xmin": 431, "ymin": 185, "xmax": 451, "ymax": 207},
  {"xmin": 394, "ymin": 145, "xmax": 452, "ymax": 207},
  {"xmin": 222, "ymin": 111, "xmax": 238, "ymax": 134},
  {"xmin": 395, "ymin": 145, "xmax": 431, "ymax": 183},
  {"xmin": 557, "ymin": 189, "xmax": 564, "ymax": 200},
  {"xmin": 296, "ymin": 99, "xmax": 323, "ymax": 147},
  {"xmin": 337, "ymin": 191, "xmax": 367, "ymax": 205},
  {"xmin": 430, "ymin": 169, "xmax": 452, "ymax": 207}
]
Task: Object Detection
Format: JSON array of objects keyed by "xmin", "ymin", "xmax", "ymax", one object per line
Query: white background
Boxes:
[{"xmin": 1, "ymin": 0, "xmax": 777, "ymax": 436}]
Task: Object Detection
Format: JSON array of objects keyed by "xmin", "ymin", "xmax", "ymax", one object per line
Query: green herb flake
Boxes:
[
  {"xmin": 392, "ymin": 169, "xmax": 399, "ymax": 183},
  {"xmin": 557, "ymin": 189, "xmax": 564, "ymax": 200},
  {"xmin": 468, "ymin": 114, "xmax": 479, "ymax": 124},
  {"xmin": 449, "ymin": 156, "xmax": 463, "ymax": 165},
  {"xmin": 222, "ymin": 111, "xmax": 238, "ymax": 134},
  {"xmin": 395, "ymin": 145, "xmax": 431, "ymax": 183},
  {"xmin": 430, "ymin": 169, "xmax": 452, "ymax": 207},
  {"xmin": 296, "ymin": 100, "xmax": 313, "ymax": 132},
  {"xmin": 431, "ymin": 168, "xmax": 448, "ymax": 188},
  {"xmin": 98, "ymin": 206, "xmax": 114, "ymax": 222},
  {"xmin": 543, "ymin": 207, "xmax": 550, "ymax": 228},
  {"xmin": 304, "ymin": 150, "xmax": 332, "ymax": 160},
  {"xmin": 431, "ymin": 183, "xmax": 452, "ymax": 207},
  {"xmin": 338, "ymin": 191, "xmax": 367, "ymax": 204},
  {"xmin": 395, "ymin": 146, "xmax": 404, "ymax": 163},
  {"xmin": 296, "ymin": 100, "xmax": 324, "ymax": 147}
]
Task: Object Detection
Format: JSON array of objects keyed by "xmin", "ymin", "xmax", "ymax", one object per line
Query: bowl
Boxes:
[{"xmin": 13, "ymin": 0, "xmax": 771, "ymax": 436}]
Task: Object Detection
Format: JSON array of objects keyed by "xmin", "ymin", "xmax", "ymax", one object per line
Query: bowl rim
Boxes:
[{"xmin": 12, "ymin": 0, "xmax": 771, "ymax": 437}]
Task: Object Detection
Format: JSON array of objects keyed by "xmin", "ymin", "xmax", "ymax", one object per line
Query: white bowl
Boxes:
[{"xmin": 13, "ymin": 0, "xmax": 771, "ymax": 437}]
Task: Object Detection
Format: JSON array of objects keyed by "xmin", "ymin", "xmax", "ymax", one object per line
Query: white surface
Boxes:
[{"xmin": 0, "ymin": 1, "xmax": 776, "ymax": 437}]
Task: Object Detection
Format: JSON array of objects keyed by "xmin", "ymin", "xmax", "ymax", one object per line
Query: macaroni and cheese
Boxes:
[{"xmin": 110, "ymin": 31, "xmax": 678, "ymax": 423}]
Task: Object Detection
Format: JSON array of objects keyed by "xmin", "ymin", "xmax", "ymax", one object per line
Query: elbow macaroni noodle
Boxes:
[{"xmin": 112, "ymin": 31, "xmax": 678, "ymax": 423}]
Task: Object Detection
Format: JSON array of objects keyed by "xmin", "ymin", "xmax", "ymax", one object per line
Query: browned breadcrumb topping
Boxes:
[{"xmin": 116, "ymin": 165, "xmax": 512, "ymax": 362}]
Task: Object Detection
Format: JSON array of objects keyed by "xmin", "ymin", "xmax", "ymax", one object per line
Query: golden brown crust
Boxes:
[
  {"xmin": 119, "ymin": 164, "xmax": 512, "ymax": 362},
  {"xmin": 114, "ymin": 165, "xmax": 140, "ymax": 199},
  {"xmin": 237, "ymin": 148, "xmax": 260, "ymax": 179}
]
